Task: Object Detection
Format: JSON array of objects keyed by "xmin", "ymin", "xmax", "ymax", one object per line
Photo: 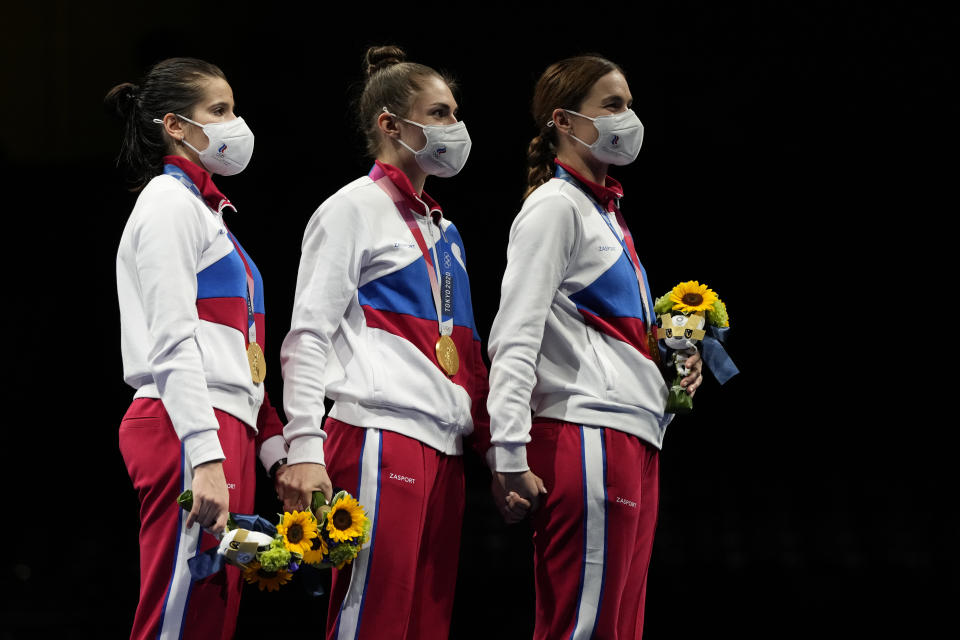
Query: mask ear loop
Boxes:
[
  {"xmin": 383, "ymin": 106, "xmax": 430, "ymax": 130},
  {"xmin": 558, "ymin": 109, "xmax": 600, "ymax": 150},
  {"xmin": 174, "ymin": 113, "xmax": 204, "ymax": 127},
  {"xmin": 152, "ymin": 117, "xmax": 185, "ymax": 145},
  {"xmin": 382, "ymin": 106, "xmax": 429, "ymax": 154},
  {"xmin": 546, "ymin": 111, "xmax": 595, "ymax": 149},
  {"xmin": 564, "ymin": 108, "xmax": 597, "ymax": 122},
  {"xmin": 547, "ymin": 106, "xmax": 588, "ymax": 128},
  {"xmin": 153, "ymin": 116, "xmax": 204, "ymax": 152}
]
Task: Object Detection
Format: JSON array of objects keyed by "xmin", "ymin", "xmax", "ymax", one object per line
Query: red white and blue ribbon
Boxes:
[
  {"xmin": 163, "ymin": 163, "xmax": 256, "ymax": 345},
  {"xmin": 226, "ymin": 232, "xmax": 257, "ymax": 346},
  {"xmin": 555, "ymin": 166, "xmax": 655, "ymax": 327},
  {"xmin": 370, "ymin": 166, "xmax": 454, "ymax": 338}
]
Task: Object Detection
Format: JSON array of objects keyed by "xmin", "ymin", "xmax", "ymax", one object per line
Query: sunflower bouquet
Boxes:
[
  {"xmin": 175, "ymin": 488, "xmax": 370, "ymax": 593},
  {"xmin": 307, "ymin": 489, "xmax": 372, "ymax": 570},
  {"xmin": 653, "ymin": 280, "xmax": 738, "ymax": 414}
]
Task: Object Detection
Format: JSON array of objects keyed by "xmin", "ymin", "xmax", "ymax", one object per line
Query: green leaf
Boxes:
[
  {"xmin": 311, "ymin": 491, "xmax": 326, "ymax": 513},
  {"xmin": 177, "ymin": 490, "xmax": 193, "ymax": 512},
  {"xmin": 666, "ymin": 382, "xmax": 694, "ymax": 414}
]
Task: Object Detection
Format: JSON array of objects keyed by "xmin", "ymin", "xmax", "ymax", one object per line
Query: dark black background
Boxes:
[{"xmin": 2, "ymin": 2, "xmax": 950, "ymax": 639}]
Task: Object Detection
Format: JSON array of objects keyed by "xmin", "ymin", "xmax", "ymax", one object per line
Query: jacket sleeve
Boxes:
[
  {"xmin": 485, "ymin": 191, "xmax": 580, "ymax": 473},
  {"xmin": 465, "ymin": 333, "xmax": 493, "ymax": 461},
  {"xmin": 132, "ymin": 187, "xmax": 225, "ymax": 467},
  {"xmin": 444, "ymin": 227, "xmax": 493, "ymax": 461},
  {"xmin": 280, "ymin": 193, "xmax": 369, "ymax": 466},
  {"xmin": 256, "ymin": 391, "xmax": 288, "ymax": 474}
]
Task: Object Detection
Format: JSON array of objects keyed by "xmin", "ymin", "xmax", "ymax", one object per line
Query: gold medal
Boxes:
[
  {"xmin": 247, "ymin": 343, "xmax": 266, "ymax": 384},
  {"xmin": 435, "ymin": 335, "xmax": 459, "ymax": 376},
  {"xmin": 647, "ymin": 329, "xmax": 661, "ymax": 366}
]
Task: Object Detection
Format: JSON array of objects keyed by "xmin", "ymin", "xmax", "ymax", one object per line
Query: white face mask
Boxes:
[
  {"xmin": 384, "ymin": 108, "xmax": 472, "ymax": 178},
  {"xmin": 155, "ymin": 114, "xmax": 255, "ymax": 176},
  {"xmin": 563, "ymin": 108, "xmax": 644, "ymax": 166}
]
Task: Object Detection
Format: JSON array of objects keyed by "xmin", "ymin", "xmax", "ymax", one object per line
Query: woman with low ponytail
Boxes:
[
  {"xmin": 280, "ymin": 45, "xmax": 491, "ymax": 640},
  {"xmin": 486, "ymin": 55, "xmax": 704, "ymax": 639},
  {"xmin": 109, "ymin": 57, "xmax": 322, "ymax": 640},
  {"xmin": 523, "ymin": 132, "xmax": 557, "ymax": 200}
]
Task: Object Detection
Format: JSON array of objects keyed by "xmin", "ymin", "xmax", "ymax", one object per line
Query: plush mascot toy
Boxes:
[{"xmin": 654, "ymin": 281, "xmax": 738, "ymax": 414}]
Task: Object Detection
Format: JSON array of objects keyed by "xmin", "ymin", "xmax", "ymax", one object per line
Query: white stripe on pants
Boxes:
[
  {"xmin": 336, "ymin": 428, "xmax": 382, "ymax": 640},
  {"xmin": 158, "ymin": 447, "xmax": 200, "ymax": 640},
  {"xmin": 571, "ymin": 426, "xmax": 607, "ymax": 640}
]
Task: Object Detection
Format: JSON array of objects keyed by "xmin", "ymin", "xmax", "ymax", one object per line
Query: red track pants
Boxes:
[
  {"xmin": 528, "ymin": 420, "xmax": 660, "ymax": 640},
  {"xmin": 119, "ymin": 397, "xmax": 256, "ymax": 640},
  {"xmin": 322, "ymin": 418, "xmax": 465, "ymax": 640}
]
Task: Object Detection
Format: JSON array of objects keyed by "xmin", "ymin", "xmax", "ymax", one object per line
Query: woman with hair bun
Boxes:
[
  {"xmin": 486, "ymin": 55, "xmax": 703, "ymax": 639},
  {"xmin": 280, "ymin": 45, "xmax": 491, "ymax": 639},
  {"xmin": 109, "ymin": 57, "xmax": 325, "ymax": 640}
]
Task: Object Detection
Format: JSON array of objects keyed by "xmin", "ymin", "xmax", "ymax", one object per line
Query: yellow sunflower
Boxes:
[
  {"xmin": 276, "ymin": 510, "xmax": 319, "ymax": 556},
  {"xmin": 242, "ymin": 561, "xmax": 292, "ymax": 592},
  {"xmin": 326, "ymin": 495, "xmax": 367, "ymax": 543},
  {"xmin": 301, "ymin": 530, "xmax": 329, "ymax": 565},
  {"xmin": 669, "ymin": 281, "xmax": 718, "ymax": 314}
]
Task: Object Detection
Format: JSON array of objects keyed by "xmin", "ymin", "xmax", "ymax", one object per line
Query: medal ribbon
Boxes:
[
  {"xmin": 555, "ymin": 167, "xmax": 655, "ymax": 326},
  {"xmin": 371, "ymin": 170, "xmax": 454, "ymax": 338},
  {"xmin": 606, "ymin": 209, "xmax": 655, "ymax": 327},
  {"xmin": 163, "ymin": 164, "xmax": 204, "ymax": 200},
  {"xmin": 226, "ymin": 232, "xmax": 257, "ymax": 346},
  {"xmin": 163, "ymin": 163, "xmax": 256, "ymax": 345}
]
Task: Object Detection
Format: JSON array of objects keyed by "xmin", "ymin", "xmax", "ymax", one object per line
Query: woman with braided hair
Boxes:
[
  {"xmin": 280, "ymin": 45, "xmax": 491, "ymax": 640},
  {"xmin": 487, "ymin": 55, "xmax": 703, "ymax": 639},
  {"xmin": 108, "ymin": 58, "xmax": 325, "ymax": 640}
]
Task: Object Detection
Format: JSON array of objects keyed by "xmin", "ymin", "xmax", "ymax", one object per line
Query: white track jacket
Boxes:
[
  {"xmin": 487, "ymin": 162, "xmax": 672, "ymax": 473},
  {"xmin": 280, "ymin": 161, "xmax": 490, "ymax": 466}
]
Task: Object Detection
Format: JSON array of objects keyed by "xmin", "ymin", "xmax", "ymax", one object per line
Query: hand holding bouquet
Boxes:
[
  {"xmin": 654, "ymin": 280, "xmax": 738, "ymax": 414},
  {"xmin": 176, "ymin": 488, "xmax": 370, "ymax": 592}
]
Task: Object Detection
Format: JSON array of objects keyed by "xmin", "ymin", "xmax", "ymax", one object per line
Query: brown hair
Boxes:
[
  {"xmin": 357, "ymin": 45, "xmax": 456, "ymax": 157},
  {"xmin": 105, "ymin": 57, "xmax": 226, "ymax": 190},
  {"xmin": 525, "ymin": 55, "xmax": 623, "ymax": 199}
]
